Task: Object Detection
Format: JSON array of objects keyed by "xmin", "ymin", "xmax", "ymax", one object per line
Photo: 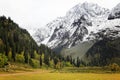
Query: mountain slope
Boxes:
[
  {"xmin": 108, "ymin": 3, "xmax": 120, "ymax": 20},
  {"xmin": 61, "ymin": 40, "xmax": 95, "ymax": 59},
  {"xmin": 0, "ymin": 16, "xmax": 38, "ymax": 61},
  {"xmin": 35, "ymin": 2, "xmax": 110, "ymax": 49},
  {"xmin": 61, "ymin": 18, "xmax": 120, "ymax": 66},
  {"xmin": 84, "ymin": 38, "xmax": 120, "ymax": 66},
  {"xmin": 0, "ymin": 16, "xmax": 62, "ymax": 68}
]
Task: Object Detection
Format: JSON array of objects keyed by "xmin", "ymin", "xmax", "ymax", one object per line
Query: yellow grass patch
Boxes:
[{"xmin": 0, "ymin": 69, "xmax": 120, "ymax": 80}]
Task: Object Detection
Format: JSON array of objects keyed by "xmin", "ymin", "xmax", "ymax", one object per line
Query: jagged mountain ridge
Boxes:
[
  {"xmin": 34, "ymin": 2, "xmax": 120, "ymax": 65},
  {"xmin": 108, "ymin": 3, "xmax": 120, "ymax": 20},
  {"xmin": 34, "ymin": 2, "xmax": 110, "ymax": 49}
]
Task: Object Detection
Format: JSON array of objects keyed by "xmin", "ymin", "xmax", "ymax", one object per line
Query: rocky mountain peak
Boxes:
[
  {"xmin": 34, "ymin": 2, "xmax": 120, "ymax": 50},
  {"xmin": 108, "ymin": 3, "xmax": 120, "ymax": 20}
]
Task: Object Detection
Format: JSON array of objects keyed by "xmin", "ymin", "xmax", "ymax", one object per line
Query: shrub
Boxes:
[
  {"xmin": 16, "ymin": 53, "xmax": 25, "ymax": 63},
  {"xmin": 29, "ymin": 59, "xmax": 40, "ymax": 68},
  {"xmin": 64, "ymin": 61, "xmax": 73, "ymax": 67},
  {"xmin": 0, "ymin": 53, "xmax": 8, "ymax": 68},
  {"xmin": 49, "ymin": 60, "xmax": 54, "ymax": 68},
  {"xmin": 33, "ymin": 50, "xmax": 40, "ymax": 60}
]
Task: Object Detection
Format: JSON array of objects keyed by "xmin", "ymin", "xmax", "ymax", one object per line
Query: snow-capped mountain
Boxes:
[
  {"xmin": 34, "ymin": 17, "xmax": 64, "ymax": 45},
  {"xmin": 34, "ymin": 2, "xmax": 120, "ymax": 65},
  {"xmin": 34, "ymin": 2, "xmax": 120, "ymax": 50},
  {"xmin": 108, "ymin": 3, "xmax": 120, "ymax": 20}
]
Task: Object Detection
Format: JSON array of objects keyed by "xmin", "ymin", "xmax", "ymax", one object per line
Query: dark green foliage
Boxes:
[
  {"xmin": 39, "ymin": 44, "xmax": 63, "ymax": 67},
  {"xmin": 0, "ymin": 53, "xmax": 8, "ymax": 68},
  {"xmin": 0, "ymin": 39, "xmax": 4, "ymax": 53},
  {"xmin": 24, "ymin": 51, "xmax": 30, "ymax": 63},
  {"xmin": 76, "ymin": 57, "xmax": 80, "ymax": 67},
  {"xmin": 39, "ymin": 55, "xmax": 42, "ymax": 66},
  {"xmin": 44, "ymin": 55, "xmax": 50, "ymax": 66},
  {"xmin": 53, "ymin": 57, "xmax": 58, "ymax": 66},
  {"xmin": 86, "ymin": 38, "xmax": 120, "ymax": 66},
  {"xmin": 0, "ymin": 16, "xmax": 38, "ymax": 62},
  {"xmin": 0, "ymin": 16, "xmax": 75, "ymax": 69},
  {"xmin": 0, "ymin": 16, "xmax": 62, "ymax": 68},
  {"xmin": 29, "ymin": 58, "xmax": 40, "ymax": 68}
]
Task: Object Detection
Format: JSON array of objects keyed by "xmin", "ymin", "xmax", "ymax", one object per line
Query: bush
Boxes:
[
  {"xmin": 29, "ymin": 59, "xmax": 40, "ymax": 68},
  {"xmin": 0, "ymin": 53, "xmax": 8, "ymax": 68},
  {"xmin": 64, "ymin": 61, "xmax": 73, "ymax": 67},
  {"xmin": 16, "ymin": 53, "xmax": 25, "ymax": 63},
  {"xmin": 49, "ymin": 60, "xmax": 54, "ymax": 68},
  {"xmin": 33, "ymin": 50, "xmax": 40, "ymax": 60}
]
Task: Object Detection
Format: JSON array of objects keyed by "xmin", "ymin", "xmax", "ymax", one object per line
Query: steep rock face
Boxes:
[
  {"xmin": 87, "ymin": 19, "xmax": 120, "ymax": 40},
  {"xmin": 35, "ymin": 2, "xmax": 110, "ymax": 49},
  {"xmin": 108, "ymin": 3, "xmax": 120, "ymax": 20},
  {"xmin": 34, "ymin": 17, "xmax": 63, "ymax": 45},
  {"xmin": 61, "ymin": 18, "xmax": 120, "ymax": 60}
]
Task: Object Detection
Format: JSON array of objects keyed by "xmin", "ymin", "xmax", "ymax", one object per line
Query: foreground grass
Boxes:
[
  {"xmin": 0, "ymin": 69, "xmax": 120, "ymax": 80},
  {"xmin": 55, "ymin": 67, "xmax": 119, "ymax": 73}
]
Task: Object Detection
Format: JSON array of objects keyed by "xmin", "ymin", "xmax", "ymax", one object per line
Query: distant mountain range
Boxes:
[{"xmin": 34, "ymin": 2, "xmax": 120, "ymax": 66}]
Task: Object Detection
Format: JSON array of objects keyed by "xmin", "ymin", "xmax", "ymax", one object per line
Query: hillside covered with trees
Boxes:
[{"xmin": 0, "ymin": 16, "xmax": 64, "ymax": 69}]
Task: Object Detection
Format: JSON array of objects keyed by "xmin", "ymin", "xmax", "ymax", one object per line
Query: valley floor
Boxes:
[{"xmin": 0, "ymin": 68, "xmax": 120, "ymax": 80}]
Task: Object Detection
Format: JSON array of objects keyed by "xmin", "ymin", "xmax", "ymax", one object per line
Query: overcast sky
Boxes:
[{"xmin": 0, "ymin": 0, "xmax": 120, "ymax": 34}]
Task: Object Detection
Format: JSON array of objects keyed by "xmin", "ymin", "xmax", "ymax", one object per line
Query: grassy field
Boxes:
[{"xmin": 0, "ymin": 68, "xmax": 120, "ymax": 80}]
